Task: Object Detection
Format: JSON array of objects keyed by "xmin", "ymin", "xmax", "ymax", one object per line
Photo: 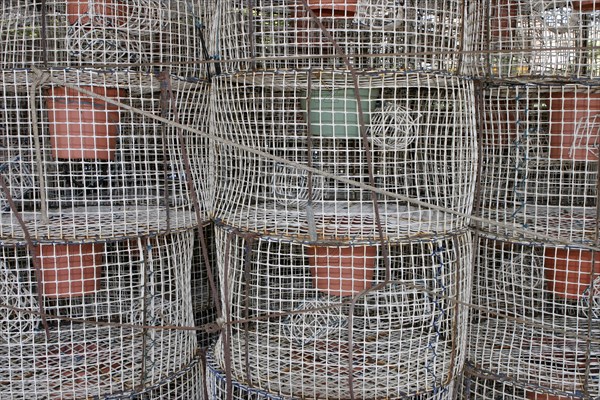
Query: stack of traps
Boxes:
[
  {"xmin": 207, "ymin": 70, "xmax": 476, "ymax": 398},
  {"xmin": 0, "ymin": 1, "xmax": 213, "ymax": 397}
]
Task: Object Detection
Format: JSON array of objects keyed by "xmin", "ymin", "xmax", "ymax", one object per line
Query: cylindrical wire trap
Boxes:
[
  {"xmin": 212, "ymin": 71, "xmax": 477, "ymax": 243},
  {"xmin": 210, "ymin": 224, "xmax": 473, "ymax": 399},
  {"xmin": 0, "ymin": 69, "xmax": 211, "ymax": 242},
  {"xmin": 464, "ymin": 0, "xmax": 600, "ymax": 81},
  {"xmin": 465, "ymin": 234, "xmax": 600, "ymax": 399},
  {"xmin": 0, "ymin": 230, "xmax": 200, "ymax": 399},
  {"xmin": 209, "ymin": 0, "xmax": 466, "ymax": 75},
  {"xmin": 0, "ymin": 0, "xmax": 210, "ymax": 79},
  {"xmin": 205, "ymin": 348, "xmax": 458, "ymax": 400},
  {"xmin": 475, "ymin": 83, "xmax": 600, "ymax": 245}
]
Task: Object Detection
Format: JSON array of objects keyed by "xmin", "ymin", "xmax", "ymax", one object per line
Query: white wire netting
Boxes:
[
  {"xmin": 0, "ymin": 69, "xmax": 210, "ymax": 242},
  {"xmin": 209, "ymin": 0, "xmax": 464, "ymax": 74},
  {"xmin": 459, "ymin": 373, "xmax": 529, "ymax": 399},
  {"xmin": 206, "ymin": 349, "xmax": 457, "ymax": 400},
  {"xmin": 0, "ymin": 0, "xmax": 211, "ymax": 79},
  {"xmin": 467, "ymin": 235, "xmax": 600, "ymax": 399},
  {"xmin": 0, "ymin": 230, "xmax": 197, "ymax": 399},
  {"xmin": 467, "ymin": 37, "xmax": 600, "ymax": 397},
  {"xmin": 211, "ymin": 225, "xmax": 472, "ymax": 399},
  {"xmin": 211, "ymin": 72, "xmax": 477, "ymax": 242},
  {"xmin": 143, "ymin": 355, "xmax": 204, "ymax": 400},
  {"xmin": 465, "ymin": 0, "xmax": 600, "ymax": 80},
  {"xmin": 5, "ymin": 1, "xmax": 600, "ymax": 399},
  {"xmin": 476, "ymin": 84, "xmax": 600, "ymax": 245}
]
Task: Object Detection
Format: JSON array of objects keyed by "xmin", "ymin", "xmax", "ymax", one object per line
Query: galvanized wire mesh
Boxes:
[
  {"xmin": 6, "ymin": 0, "xmax": 600, "ymax": 398},
  {"xmin": 0, "ymin": 230, "xmax": 198, "ymax": 399},
  {"xmin": 209, "ymin": 0, "xmax": 465, "ymax": 74},
  {"xmin": 211, "ymin": 72, "xmax": 477, "ymax": 242},
  {"xmin": 475, "ymin": 83, "xmax": 600, "ymax": 245},
  {"xmin": 459, "ymin": 372, "xmax": 528, "ymax": 399},
  {"xmin": 465, "ymin": 0, "xmax": 600, "ymax": 80},
  {"xmin": 0, "ymin": 69, "xmax": 210, "ymax": 241},
  {"xmin": 467, "ymin": 234, "xmax": 600, "ymax": 399},
  {"xmin": 144, "ymin": 355, "xmax": 205, "ymax": 400},
  {"xmin": 0, "ymin": 0, "xmax": 210, "ymax": 79},
  {"xmin": 206, "ymin": 349, "xmax": 457, "ymax": 400},
  {"xmin": 465, "ymin": 8, "xmax": 600, "ymax": 395},
  {"xmin": 211, "ymin": 224, "xmax": 472, "ymax": 399}
]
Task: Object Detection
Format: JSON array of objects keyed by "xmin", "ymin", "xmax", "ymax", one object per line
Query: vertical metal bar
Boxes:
[
  {"xmin": 29, "ymin": 72, "xmax": 49, "ymax": 224},
  {"xmin": 0, "ymin": 175, "xmax": 49, "ymax": 337},
  {"xmin": 159, "ymin": 70, "xmax": 173, "ymax": 234}
]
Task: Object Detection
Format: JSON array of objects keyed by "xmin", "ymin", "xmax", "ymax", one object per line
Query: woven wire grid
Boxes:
[
  {"xmin": 211, "ymin": 225, "xmax": 473, "ymax": 399},
  {"xmin": 0, "ymin": 69, "xmax": 210, "ymax": 242},
  {"xmin": 471, "ymin": 236, "xmax": 546, "ymax": 322},
  {"xmin": 459, "ymin": 367, "xmax": 600, "ymax": 399},
  {"xmin": 141, "ymin": 354, "xmax": 204, "ymax": 400},
  {"xmin": 0, "ymin": 68, "xmax": 160, "ymax": 95},
  {"xmin": 475, "ymin": 83, "xmax": 600, "ymax": 245},
  {"xmin": 206, "ymin": 349, "xmax": 457, "ymax": 400},
  {"xmin": 0, "ymin": 0, "xmax": 211, "ymax": 79},
  {"xmin": 465, "ymin": 0, "xmax": 600, "ymax": 80},
  {"xmin": 211, "ymin": 72, "xmax": 477, "ymax": 242},
  {"xmin": 459, "ymin": 372, "xmax": 528, "ymax": 399},
  {"xmin": 467, "ymin": 235, "xmax": 600, "ymax": 399},
  {"xmin": 209, "ymin": 0, "xmax": 464, "ymax": 74},
  {"xmin": 0, "ymin": 230, "xmax": 198, "ymax": 399}
]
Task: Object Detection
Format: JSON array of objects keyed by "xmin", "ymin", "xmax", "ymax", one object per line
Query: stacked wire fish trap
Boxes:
[
  {"xmin": 462, "ymin": 1, "xmax": 600, "ymax": 399},
  {"xmin": 206, "ymin": 1, "xmax": 476, "ymax": 399},
  {"xmin": 0, "ymin": 1, "xmax": 212, "ymax": 398}
]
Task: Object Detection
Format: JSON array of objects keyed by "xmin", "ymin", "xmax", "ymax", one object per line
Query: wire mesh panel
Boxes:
[
  {"xmin": 212, "ymin": 72, "xmax": 477, "ymax": 242},
  {"xmin": 209, "ymin": 0, "xmax": 465, "ymax": 74},
  {"xmin": 143, "ymin": 355, "xmax": 204, "ymax": 400},
  {"xmin": 476, "ymin": 83, "xmax": 600, "ymax": 244},
  {"xmin": 467, "ymin": 235, "xmax": 600, "ymax": 399},
  {"xmin": 459, "ymin": 372, "xmax": 528, "ymax": 399},
  {"xmin": 465, "ymin": 0, "xmax": 600, "ymax": 80},
  {"xmin": 0, "ymin": 69, "xmax": 210, "ymax": 241},
  {"xmin": 471, "ymin": 238, "xmax": 546, "ymax": 322},
  {"xmin": 0, "ymin": 230, "xmax": 198, "ymax": 399},
  {"xmin": 211, "ymin": 225, "xmax": 472, "ymax": 399},
  {"xmin": 206, "ymin": 350, "xmax": 457, "ymax": 400},
  {"xmin": 0, "ymin": 0, "xmax": 211, "ymax": 79}
]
